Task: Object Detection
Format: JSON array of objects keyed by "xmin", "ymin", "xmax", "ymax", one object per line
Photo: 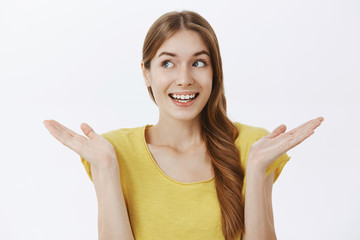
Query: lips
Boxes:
[
  {"xmin": 169, "ymin": 93, "xmax": 199, "ymax": 100},
  {"xmin": 168, "ymin": 92, "xmax": 199, "ymax": 105}
]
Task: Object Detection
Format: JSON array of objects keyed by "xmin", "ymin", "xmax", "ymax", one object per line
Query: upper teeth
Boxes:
[{"xmin": 171, "ymin": 94, "xmax": 196, "ymax": 100}]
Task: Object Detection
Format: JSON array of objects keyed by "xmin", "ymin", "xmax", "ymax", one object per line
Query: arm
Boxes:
[
  {"xmin": 91, "ymin": 162, "xmax": 134, "ymax": 240},
  {"xmin": 242, "ymin": 116, "xmax": 324, "ymax": 239},
  {"xmin": 265, "ymin": 172, "xmax": 275, "ymax": 227},
  {"xmin": 43, "ymin": 120, "xmax": 135, "ymax": 240},
  {"xmin": 243, "ymin": 171, "xmax": 276, "ymax": 240}
]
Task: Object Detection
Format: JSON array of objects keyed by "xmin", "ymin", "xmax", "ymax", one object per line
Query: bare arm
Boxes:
[
  {"xmin": 243, "ymin": 171, "xmax": 276, "ymax": 240},
  {"xmin": 265, "ymin": 172, "xmax": 275, "ymax": 227},
  {"xmin": 91, "ymin": 162, "xmax": 134, "ymax": 240},
  {"xmin": 243, "ymin": 117, "xmax": 324, "ymax": 239},
  {"xmin": 43, "ymin": 120, "xmax": 134, "ymax": 240}
]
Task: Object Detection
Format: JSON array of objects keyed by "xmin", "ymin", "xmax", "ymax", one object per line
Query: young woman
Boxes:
[{"xmin": 43, "ymin": 10, "xmax": 324, "ymax": 240}]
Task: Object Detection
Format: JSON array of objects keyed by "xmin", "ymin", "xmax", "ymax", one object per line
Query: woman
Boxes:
[{"xmin": 43, "ymin": 10, "xmax": 323, "ymax": 240}]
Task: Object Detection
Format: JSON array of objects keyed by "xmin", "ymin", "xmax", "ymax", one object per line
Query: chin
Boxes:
[{"xmin": 170, "ymin": 111, "xmax": 202, "ymax": 122}]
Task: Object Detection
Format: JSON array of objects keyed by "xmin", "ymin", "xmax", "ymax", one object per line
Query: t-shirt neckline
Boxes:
[{"xmin": 141, "ymin": 125, "xmax": 215, "ymax": 185}]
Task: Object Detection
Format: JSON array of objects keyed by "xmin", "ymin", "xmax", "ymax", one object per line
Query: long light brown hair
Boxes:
[{"xmin": 142, "ymin": 11, "xmax": 244, "ymax": 239}]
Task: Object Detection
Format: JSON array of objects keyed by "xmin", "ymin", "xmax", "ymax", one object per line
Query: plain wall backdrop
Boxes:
[{"xmin": 1, "ymin": 0, "xmax": 359, "ymax": 239}]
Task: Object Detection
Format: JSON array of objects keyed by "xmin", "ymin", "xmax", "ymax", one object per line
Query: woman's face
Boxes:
[{"xmin": 142, "ymin": 29, "xmax": 213, "ymax": 123}]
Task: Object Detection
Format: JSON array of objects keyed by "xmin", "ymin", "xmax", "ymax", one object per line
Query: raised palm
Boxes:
[
  {"xmin": 248, "ymin": 117, "xmax": 324, "ymax": 172},
  {"xmin": 43, "ymin": 120, "xmax": 117, "ymax": 169}
]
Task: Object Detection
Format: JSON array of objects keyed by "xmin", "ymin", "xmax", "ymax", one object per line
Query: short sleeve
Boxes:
[
  {"xmin": 80, "ymin": 131, "xmax": 114, "ymax": 183},
  {"xmin": 257, "ymin": 128, "xmax": 291, "ymax": 183},
  {"xmin": 80, "ymin": 156, "xmax": 93, "ymax": 183},
  {"xmin": 266, "ymin": 152, "xmax": 290, "ymax": 183}
]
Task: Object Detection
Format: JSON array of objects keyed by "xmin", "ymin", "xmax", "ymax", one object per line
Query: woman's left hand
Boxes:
[{"xmin": 247, "ymin": 116, "xmax": 324, "ymax": 173}]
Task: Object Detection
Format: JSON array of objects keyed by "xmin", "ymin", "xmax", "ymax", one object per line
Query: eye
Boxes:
[
  {"xmin": 162, "ymin": 60, "xmax": 174, "ymax": 68},
  {"xmin": 193, "ymin": 60, "xmax": 207, "ymax": 67}
]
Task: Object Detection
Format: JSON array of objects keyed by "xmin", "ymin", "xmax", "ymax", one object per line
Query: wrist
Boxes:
[
  {"xmin": 91, "ymin": 158, "xmax": 120, "ymax": 175},
  {"xmin": 246, "ymin": 158, "xmax": 266, "ymax": 173},
  {"xmin": 91, "ymin": 163, "xmax": 122, "ymax": 188},
  {"xmin": 246, "ymin": 161, "xmax": 266, "ymax": 180}
]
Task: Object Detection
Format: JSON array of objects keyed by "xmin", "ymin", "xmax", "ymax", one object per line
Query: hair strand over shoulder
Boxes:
[{"xmin": 142, "ymin": 10, "xmax": 245, "ymax": 239}]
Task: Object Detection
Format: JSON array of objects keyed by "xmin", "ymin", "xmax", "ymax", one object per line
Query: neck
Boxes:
[{"xmin": 147, "ymin": 115, "xmax": 204, "ymax": 152}]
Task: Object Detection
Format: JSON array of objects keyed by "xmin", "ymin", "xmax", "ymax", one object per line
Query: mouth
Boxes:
[{"xmin": 168, "ymin": 92, "xmax": 199, "ymax": 103}]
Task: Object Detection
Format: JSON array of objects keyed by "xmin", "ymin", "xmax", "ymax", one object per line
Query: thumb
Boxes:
[
  {"xmin": 268, "ymin": 124, "xmax": 287, "ymax": 139},
  {"xmin": 80, "ymin": 122, "xmax": 98, "ymax": 140}
]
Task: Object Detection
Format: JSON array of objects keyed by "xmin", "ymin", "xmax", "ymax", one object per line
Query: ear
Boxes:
[{"xmin": 141, "ymin": 61, "xmax": 151, "ymax": 87}]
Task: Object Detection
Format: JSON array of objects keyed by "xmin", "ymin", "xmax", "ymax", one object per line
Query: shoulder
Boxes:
[
  {"xmin": 100, "ymin": 125, "xmax": 147, "ymax": 147},
  {"xmin": 233, "ymin": 122, "xmax": 270, "ymax": 145},
  {"xmin": 233, "ymin": 122, "xmax": 290, "ymax": 183}
]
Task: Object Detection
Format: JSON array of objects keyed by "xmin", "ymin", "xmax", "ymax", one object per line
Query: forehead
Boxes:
[{"xmin": 155, "ymin": 29, "xmax": 209, "ymax": 57}]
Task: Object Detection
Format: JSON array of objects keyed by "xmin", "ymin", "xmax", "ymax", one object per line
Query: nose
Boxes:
[{"xmin": 175, "ymin": 65, "xmax": 194, "ymax": 86}]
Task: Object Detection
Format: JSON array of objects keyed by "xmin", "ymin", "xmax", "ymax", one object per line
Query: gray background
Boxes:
[{"xmin": 1, "ymin": 0, "xmax": 359, "ymax": 239}]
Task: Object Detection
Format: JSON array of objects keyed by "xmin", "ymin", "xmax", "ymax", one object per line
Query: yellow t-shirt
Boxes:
[{"xmin": 81, "ymin": 122, "xmax": 290, "ymax": 240}]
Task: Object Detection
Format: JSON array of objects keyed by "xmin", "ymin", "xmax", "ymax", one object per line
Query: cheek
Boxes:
[
  {"xmin": 148, "ymin": 73, "xmax": 171, "ymax": 95},
  {"xmin": 204, "ymin": 73, "xmax": 213, "ymax": 101},
  {"xmin": 201, "ymin": 71, "xmax": 213, "ymax": 92}
]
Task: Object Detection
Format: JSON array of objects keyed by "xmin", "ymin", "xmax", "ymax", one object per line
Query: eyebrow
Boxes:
[{"xmin": 157, "ymin": 50, "xmax": 210, "ymax": 58}]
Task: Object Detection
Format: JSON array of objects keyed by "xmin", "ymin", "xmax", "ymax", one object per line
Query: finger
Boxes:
[
  {"xmin": 43, "ymin": 120, "xmax": 85, "ymax": 152},
  {"xmin": 287, "ymin": 117, "xmax": 323, "ymax": 149},
  {"xmin": 288, "ymin": 116, "xmax": 323, "ymax": 136},
  {"xmin": 44, "ymin": 120, "xmax": 73, "ymax": 146},
  {"xmin": 50, "ymin": 119, "xmax": 78, "ymax": 137},
  {"xmin": 293, "ymin": 117, "xmax": 323, "ymax": 138},
  {"xmin": 267, "ymin": 124, "xmax": 287, "ymax": 139},
  {"xmin": 44, "ymin": 120, "xmax": 77, "ymax": 144},
  {"xmin": 46, "ymin": 119, "xmax": 78, "ymax": 137},
  {"xmin": 80, "ymin": 122, "xmax": 98, "ymax": 140},
  {"xmin": 44, "ymin": 120, "xmax": 67, "ymax": 138},
  {"xmin": 303, "ymin": 117, "xmax": 323, "ymax": 133},
  {"xmin": 288, "ymin": 128, "xmax": 315, "ymax": 149}
]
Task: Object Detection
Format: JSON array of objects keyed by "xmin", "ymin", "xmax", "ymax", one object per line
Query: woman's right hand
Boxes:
[{"xmin": 43, "ymin": 119, "xmax": 118, "ymax": 170}]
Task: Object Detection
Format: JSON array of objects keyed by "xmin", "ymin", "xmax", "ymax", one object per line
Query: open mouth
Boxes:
[{"xmin": 169, "ymin": 93, "xmax": 199, "ymax": 103}]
